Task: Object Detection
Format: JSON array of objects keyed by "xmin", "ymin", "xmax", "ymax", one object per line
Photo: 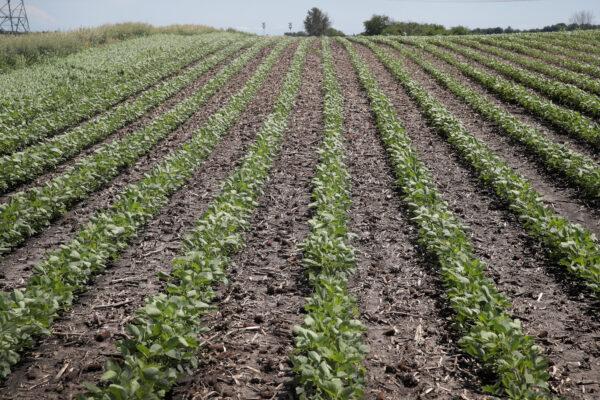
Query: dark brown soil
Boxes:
[
  {"xmin": 356, "ymin": 42, "xmax": 600, "ymax": 399},
  {"xmin": 333, "ymin": 41, "xmax": 486, "ymax": 400},
  {"xmin": 414, "ymin": 43, "xmax": 600, "ymax": 164},
  {"xmin": 0, "ymin": 44, "xmax": 298, "ymax": 400},
  {"xmin": 0, "ymin": 46, "xmax": 273, "ymax": 291},
  {"xmin": 173, "ymin": 41, "xmax": 323, "ymax": 400}
]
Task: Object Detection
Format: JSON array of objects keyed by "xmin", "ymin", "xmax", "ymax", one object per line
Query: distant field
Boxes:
[{"xmin": 0, "ymin": 30, "xmax": 598, "ymax": 400}]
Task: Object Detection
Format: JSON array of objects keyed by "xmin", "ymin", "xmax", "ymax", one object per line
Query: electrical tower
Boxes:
[{"xmin": 0, "ymin": 0, "xmax": 30, "ymax": 34}]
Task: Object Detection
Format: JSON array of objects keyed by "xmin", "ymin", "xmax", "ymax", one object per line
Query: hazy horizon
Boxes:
[{"xmin": 26, "ymin": 0, "xmax": 600, "ymax": 35}]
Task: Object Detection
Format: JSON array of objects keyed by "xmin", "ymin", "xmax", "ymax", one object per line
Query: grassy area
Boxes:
[{"xmin": 0, "ymin": 22, "xmax": 226, "ymax": 73}]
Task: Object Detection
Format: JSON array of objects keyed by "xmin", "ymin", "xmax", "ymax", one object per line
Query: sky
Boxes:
[{"xmin": 25, "ymin": 0, "xmax": 600, "ymax": 35}]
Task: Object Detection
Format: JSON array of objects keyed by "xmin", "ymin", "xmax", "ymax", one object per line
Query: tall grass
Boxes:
[{"xmin": 0, "ymin": 22, "xmax": 223, "ymax": 73}]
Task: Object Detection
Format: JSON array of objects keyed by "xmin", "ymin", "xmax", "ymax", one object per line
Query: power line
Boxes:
[{"xmin": 0, "ymin": 0, "xmax": 30, "ymax": 34}]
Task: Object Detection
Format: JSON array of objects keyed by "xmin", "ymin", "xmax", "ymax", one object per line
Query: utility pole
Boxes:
[
  {"xmin": 262, "ymin": 22, "xmax": 266, "ymax": 36},
  {"xmin": 0, "ymin": 0, "xmax": 30, "ymax": 34}
]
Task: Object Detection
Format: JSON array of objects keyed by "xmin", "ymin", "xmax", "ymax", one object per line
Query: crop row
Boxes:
[
  {"xmin": 0, "ymin": 39, "xmax": 270, "ymax": 255},
  {"xmin": 0, "ymin": 38, "xmax": 252, "ymax": 193},
  {"xmin": 344, "ymin": 37, "xmax": 551, "ymax": 398},
  {"xmin": 376, "ymin": 38, "xmax": 600, "ymax": 199},
  {"xmin": 536, "ymin": 35, "xmax": 600, "ymax": 59},
  {"xmin": 0, "ymin": 34, "xmax": 203, "ymax": 120},
  {"xmin": 558, "ymin": 31, "xmax": 600, "ymax": 46},
  {"xmin": 454, "ymin": 37, "xmax": 600, "ymax": 97},
  {"xmin": 432, "ymin": 39, "xmax": 600, "ymax": 119},
  {"xmin": 363, "ymin": 39, "xmax": 600, "ymax": 295},
  {"xmin": 292, "ymin": 38, "xmax": 366, "ymax": 400},
  {"xmin": 0, "ymin": 33, "xmax": 239, "ymax": 155},
  {"xmin": 399, "ymin": 38, "xmax": 600, "ymax": 148},
  {"xmin": 509, "ymin": 36, "xmax": 600, "ymax": 77},
  {"xmin": 83, "ymin": 39, "xmax": 310, "ymax": 400},
  {"xmin": 0, "ymin": 38, "xmax": 292, "ymax": 379},
  {"xmin": 476, "ymin": 35, "xmax": 600, "ymax": 80},
  {"xmin": 530, "ymin": 34, "xmax": 600, "ymax": 63}
]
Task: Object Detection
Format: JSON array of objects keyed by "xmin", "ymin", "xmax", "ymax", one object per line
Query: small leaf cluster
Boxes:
[
  {"xmin": 83, "ymin": 38, "xmax": 310, "ymax": 400},
  {"xmin": 434, "ymin": 40, "xmax": 600, "ymax": 119},
  {"xmin": 343, "ymin": 37, "xmax": 552, "ymax": 398},
  {"xmin": 0, "ymin": 37, "xmax": 250, "ymax": 193},
  {"xmin": 402, "ymin": 37, "xmax": 600, "ymax": 148},
  {"xmin": 0, "ymin": 39, "xmax": 270, "ymax": 255},
  {"xmin": 377, "ymin": 37, "xmax": 600, "ymax": 199},
  {"xmin": 292, "ymin": 38, "xmax": 366, "ymax": 400},
  {"xmin": 363, "ymin": 40, "xmax": 600, "ymax": 295},
  {"xmin": 0, "ymin": 38, "xmax": 291, "ymax": 379},
  {"xmin": 0, "ymin": 33, "xmax": 241, "ymax": 155}
]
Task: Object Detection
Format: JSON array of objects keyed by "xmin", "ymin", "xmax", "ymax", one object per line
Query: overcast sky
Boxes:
[{"xmin": 26, "ymin": 0, "xmax": 600, "ymax": 35}]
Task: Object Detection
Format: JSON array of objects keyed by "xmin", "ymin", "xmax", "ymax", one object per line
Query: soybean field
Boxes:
[{"xmin": 0, "ymin": 29, "xmax": 599, "ymax": 400}]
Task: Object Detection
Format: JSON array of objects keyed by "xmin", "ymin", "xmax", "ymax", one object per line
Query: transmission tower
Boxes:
[{"xmin": 0, "ymin": 0, "xmax": 30, "ymax": 34}]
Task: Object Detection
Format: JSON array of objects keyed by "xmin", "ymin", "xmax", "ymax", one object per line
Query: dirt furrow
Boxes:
[
  {"xmin": 0, "ymin": 46, "xmax": 272, "ymax": 292},
  {"xmin": 173, "ymin": 43, "xmax": 323, "ymax": 400},
  {"xmin": 390, "ymin": 47, "xmax": 600, "ymax": 236},
  {"xmin": 331, "ymin": 41, "xmax": 485, "ymax": 399},
  {"xmin": 357, "ymin": 42, "xmax": 600, "ymax": 399},
  {"xmin": 0, "ymin": 47, "xmax": 248, "ymax": 202},
  {"xmin": 411, "ymin": 43, "xmax": 600, "ymax": 164},
  {"xmin": 0, "ymin": 44, "xmax": 297, "ymax": 400}
]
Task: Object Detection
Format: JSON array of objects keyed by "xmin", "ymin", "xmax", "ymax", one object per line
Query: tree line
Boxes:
[
  {"xmin": 284, "ymin": 8, "xmax": 598, "ymax": 37},
  {"xmin": 363, "ymin": 10, "xmax": 598, "ymax": 36}
]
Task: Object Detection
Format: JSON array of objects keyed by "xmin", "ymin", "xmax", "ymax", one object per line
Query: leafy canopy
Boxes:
[{"xmin": 304, "ymin": 7, "xmax": 331, "ymax": 36}]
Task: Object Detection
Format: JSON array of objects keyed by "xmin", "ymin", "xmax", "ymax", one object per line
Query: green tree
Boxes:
[
  {"xmin": 325, "ymin": 27, "xmax": 345, "ymax": 37},
  {"xmin": 304, "ymin": 7, "xmax": 331, "ymax": 36},
  {"xmin": 363, "ymin": 15, "xmax": 392, "ymax": 36},
  {"xmin": 449, "ymin": 25, "xmax": 469, "ymax": 35}
]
